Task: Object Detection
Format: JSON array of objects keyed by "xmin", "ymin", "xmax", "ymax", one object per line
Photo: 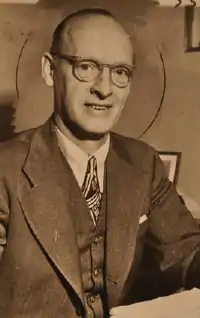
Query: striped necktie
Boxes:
[{"xmin": 81, "ymin": 156, "xmax": 101, "ymax": 225}]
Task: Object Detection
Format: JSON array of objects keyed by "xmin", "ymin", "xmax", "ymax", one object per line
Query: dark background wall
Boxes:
[{"xmin": 0, "ymin": 1, "xmax": 200, "ymax": 217}]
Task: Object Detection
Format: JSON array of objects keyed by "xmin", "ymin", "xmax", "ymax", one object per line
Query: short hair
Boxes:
[{"xmin": 50, "ymin": 8, "xmax": 115, "ymax": 53}]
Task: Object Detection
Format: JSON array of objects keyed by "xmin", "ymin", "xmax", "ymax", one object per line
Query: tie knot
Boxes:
[{"xmin": 88, "ymin": 156, "xmax": 97, "ymax": 171}]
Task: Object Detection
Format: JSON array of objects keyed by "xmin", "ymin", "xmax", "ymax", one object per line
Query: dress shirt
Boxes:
[{"xmin": 54, "ymin": 125, "xmax": 110, "ymax": 193}]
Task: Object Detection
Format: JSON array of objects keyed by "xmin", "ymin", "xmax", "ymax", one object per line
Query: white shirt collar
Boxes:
[{"xmin": 54, "ymin": 119, "xmax": 110, "ymax": 192}]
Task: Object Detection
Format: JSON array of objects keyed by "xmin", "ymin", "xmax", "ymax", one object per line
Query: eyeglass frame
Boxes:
[{"xmin": 50, "ymin": 52, "xmax": 135, "ymax": 88}]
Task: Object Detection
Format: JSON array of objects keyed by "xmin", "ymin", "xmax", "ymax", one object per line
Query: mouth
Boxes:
[{"xmin": 84, "ymin": 103, "xmax": 112, "ymax": 111}]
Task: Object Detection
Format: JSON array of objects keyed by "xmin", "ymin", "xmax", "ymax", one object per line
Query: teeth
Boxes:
[{"xmin": 91, "ymin": 105, "xmax": 106, "ymax": 110}]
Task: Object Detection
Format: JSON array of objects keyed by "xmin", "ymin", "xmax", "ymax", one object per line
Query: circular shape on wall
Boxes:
[{"xmin": 14, "ymin": 20, "xmax": 165, "ymax": 137}]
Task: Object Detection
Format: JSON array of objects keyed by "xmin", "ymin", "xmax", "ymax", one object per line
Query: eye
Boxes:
[
  {"xmin": 79, "ymin": 63, "xmax": 92, "ymax": 71},
  {"xmin": 76, "ymin": 61, "xmax": 98, "ymax": 80},
  {"xmin": 112, "ymin": 66, "xmax": 132, "ymax": 87},
  {"xmin": 114, "ymin": 67, "xmax": 129, "ymax": 77},
  {"xmin": 78, "ymin": 61, "xmax": 96, "ymax": 71}
]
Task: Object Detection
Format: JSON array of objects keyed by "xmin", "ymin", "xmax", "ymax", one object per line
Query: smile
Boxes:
[{"xmin": 85, "ymin": 103, "xmax": 112, "ymax": 110}]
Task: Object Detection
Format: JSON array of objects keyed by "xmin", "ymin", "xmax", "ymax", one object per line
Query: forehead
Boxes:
[{"xmin": 60, "ymin": 16, "xmax": 133, "ymax": 65}]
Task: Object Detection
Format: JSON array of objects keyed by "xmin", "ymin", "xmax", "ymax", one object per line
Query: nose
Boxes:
[{"xmin": 90, "ymin": 67, "xmax": 113, "ymax": 99}]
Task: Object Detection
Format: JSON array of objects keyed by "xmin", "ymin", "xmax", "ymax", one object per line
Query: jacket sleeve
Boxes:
[
  {"xmin": 147, "ymin": 150, "xmax": 200, "ymax": 289},
  {"xmin": 0, "ymin": 178, "xmax": 10, "ymax": 261}
]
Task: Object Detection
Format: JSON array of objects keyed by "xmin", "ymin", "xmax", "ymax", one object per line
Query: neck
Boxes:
[{"xmin": 54, "ymin": 114, "xmax": 109, "ymax": 155}]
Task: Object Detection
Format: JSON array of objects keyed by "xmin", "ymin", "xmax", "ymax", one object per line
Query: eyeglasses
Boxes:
[{"xmin": 50, "ymin": 52, "xmax": 134, "ymax": 88}]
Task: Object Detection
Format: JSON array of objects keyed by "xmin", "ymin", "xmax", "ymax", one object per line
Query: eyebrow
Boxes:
[{"xmin": 51, "ymin": 52, "xmax": 134, "ymax": 68}]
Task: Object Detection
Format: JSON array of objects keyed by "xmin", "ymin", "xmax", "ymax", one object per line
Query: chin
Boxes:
[
  {"xmin": 81, "ymin": 121, "xmax": 112, "ymax": 137},
  {"xmin": 82, "ymin": 121, "xmax": 114, "ymax": 135},
  {"xmin": 65, "ymin": 119, "xmax": 108, "ymax": 141}
]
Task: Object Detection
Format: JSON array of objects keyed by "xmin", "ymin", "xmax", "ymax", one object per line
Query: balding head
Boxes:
[
  {"xmin": 51, "ymin": 8, "xmax": 113, "ymax": 53},
  {"xmin": 50, "ymin": 8, "xmax": 134, "ymax": 62}
]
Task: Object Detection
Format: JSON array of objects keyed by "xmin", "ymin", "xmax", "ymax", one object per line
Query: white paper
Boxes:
[{"xmin": 110, "ymin": 288, "xmax": 200, "ymax": 318}]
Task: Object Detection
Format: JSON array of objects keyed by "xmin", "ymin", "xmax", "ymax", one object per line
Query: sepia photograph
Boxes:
[{"xmin": 1, "ymin": 0, "xmax": 200, "ymax": 317}]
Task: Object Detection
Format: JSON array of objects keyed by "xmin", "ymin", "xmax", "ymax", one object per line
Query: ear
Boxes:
[{"xmin": 41, "ymin": 52, "xmax": 54, "ymax": 87}]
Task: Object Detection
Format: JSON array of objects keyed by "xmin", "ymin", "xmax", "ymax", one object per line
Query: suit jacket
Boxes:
[{"xmin": 0, "ymin": 118, "xmax": 200, "ymax": 318}]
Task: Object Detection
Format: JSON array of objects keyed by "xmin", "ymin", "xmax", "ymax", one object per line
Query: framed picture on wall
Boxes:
[
  {"xmin": 158, "ymin": 152, "xmax": 181, "ymax": 185},
  {"xmin": 184, "ymin": 5, "xmax": 200, "ymax": 52}
]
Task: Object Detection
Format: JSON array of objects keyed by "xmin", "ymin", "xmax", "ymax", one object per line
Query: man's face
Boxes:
[{"xmin": 51, "ymin": 16, "xmax": 134, "ymax": 136}]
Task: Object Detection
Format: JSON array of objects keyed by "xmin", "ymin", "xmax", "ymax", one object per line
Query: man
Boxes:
[{"xmin": 0, "ymin": 7, "xmax": 200, "ymax": 318}]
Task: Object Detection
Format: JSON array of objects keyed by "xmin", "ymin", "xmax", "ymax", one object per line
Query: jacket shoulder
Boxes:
[
  {"xmin": 111, "ymin": 132, "xmax": 156, "ymax": 156},
  {"xmin": 110, "ymin": 132, "xmax": 159, "ymax": 173}
]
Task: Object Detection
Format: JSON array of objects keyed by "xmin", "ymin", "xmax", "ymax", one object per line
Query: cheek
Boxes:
[
  {"xmin": 113, "ymin": 88, "xmax": 130, "ymax": 108},
  {"xmin": 64, "ymin": 80, "xmax": 90, "ymax": 107}
]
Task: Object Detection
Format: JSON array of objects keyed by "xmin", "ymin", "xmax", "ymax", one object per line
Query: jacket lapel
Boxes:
[
  {"xmin": 106, "ymin": 134, "xmax": 148, "ymax": 309},
  {"xmin": 17, "ymin": 120, "xmax": 85, "ymax": 306}
]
